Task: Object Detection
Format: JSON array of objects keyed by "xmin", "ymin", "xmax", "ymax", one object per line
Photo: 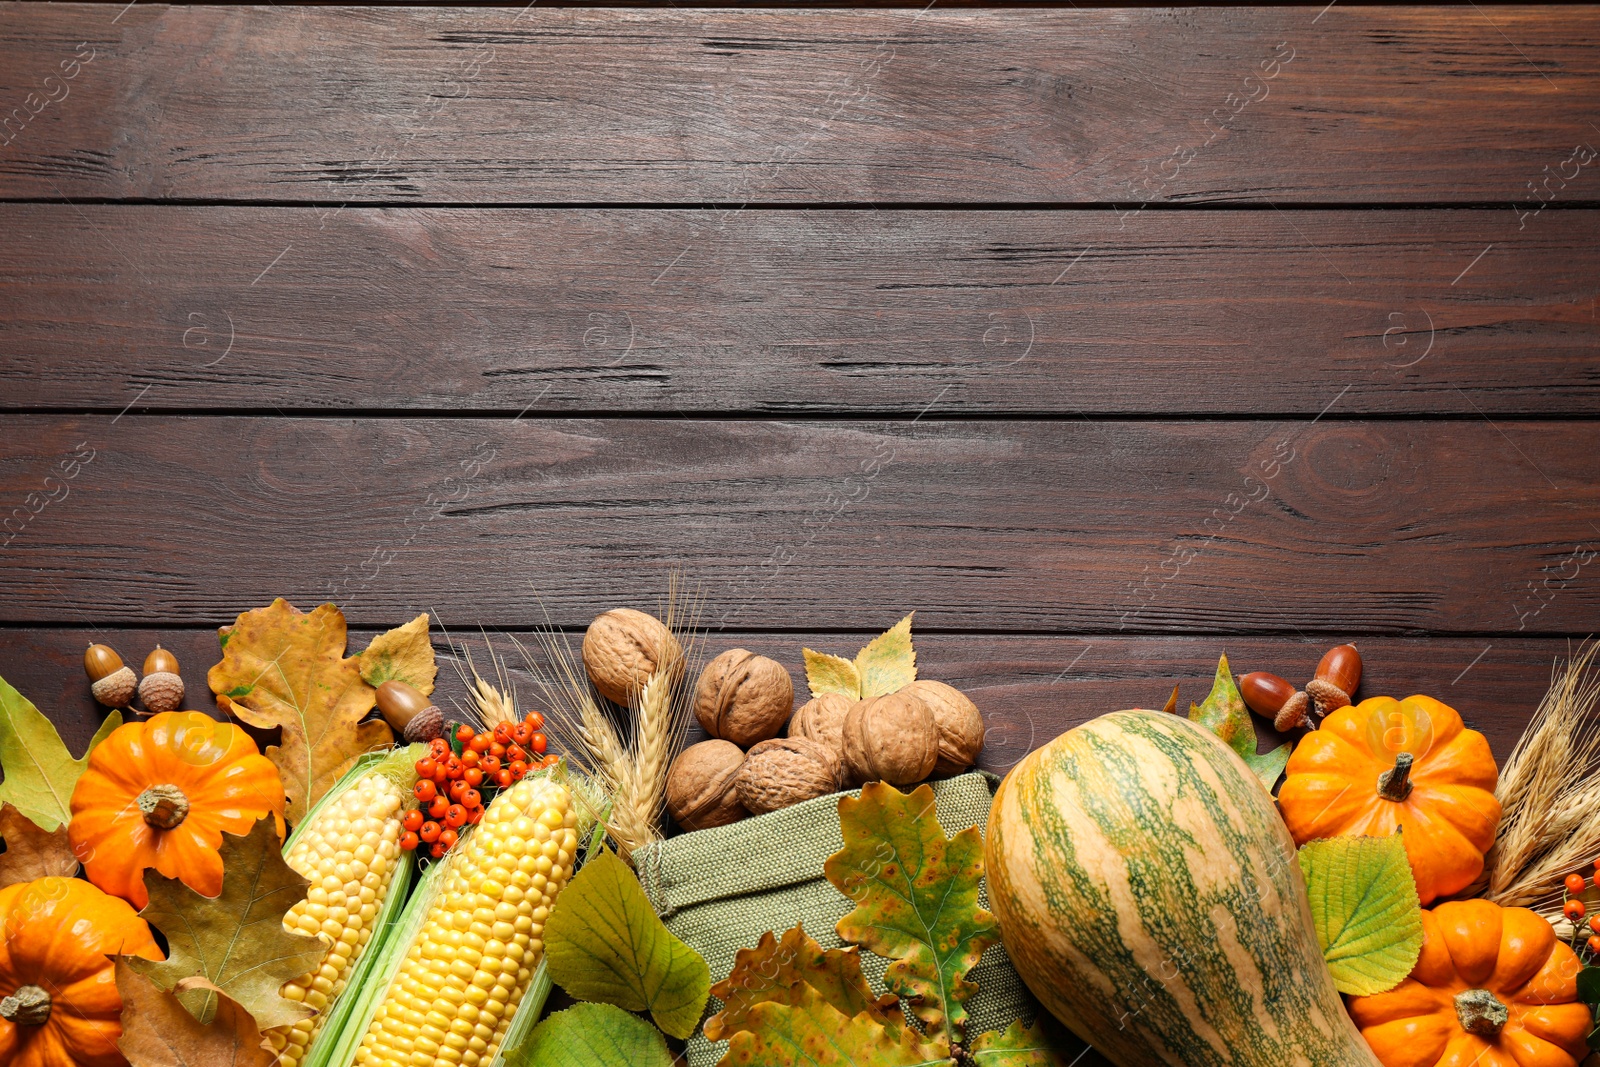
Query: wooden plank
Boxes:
[
  {"xmin": 1, "ymin": 415, "xmax": 1596, "ymax": 633},
  {"xmin": 0, "ymin": 627, "xmax": 1568, "ymax": 771},
  {"xmin": 3, "ymin": 206, "xmax": 1597, "ymax": 415},
  {"xmin": 1, "ymin": 6, "xmax": 1597, "ymax": 203}
]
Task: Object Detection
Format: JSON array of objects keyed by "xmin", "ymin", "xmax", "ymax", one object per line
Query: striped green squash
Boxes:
[{"xmin": 986, "ymin": 710, "xmax": 1380, "ymax": 1067}]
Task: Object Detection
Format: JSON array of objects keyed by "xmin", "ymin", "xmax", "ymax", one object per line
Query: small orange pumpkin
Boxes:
[
  {"xmin": 1279, "ymin": 694, "xmax": 1500, "ymax": 903},
  {"xmin": 69, "ymin": 710, "xmax": 286, "ymax": 909},
  {"xmin": 1349, "ymin": 899, "xmax": 1590, "ymax": 1067},
  {"xmin": 0, "ymin": 876, "xmax": 163, "ymax": 1067}
]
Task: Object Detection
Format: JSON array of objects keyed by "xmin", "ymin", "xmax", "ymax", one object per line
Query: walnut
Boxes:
[
  {"xmin": 841, "ymin": 691, "xmax": 939, "ymax": 787},
  {"xmin": 582, "ymin": 608, "xmax": 683, "ymax": 706},
  {"xmin": 735, "ymin": 737, "xmax": 841, "ymax": 815},
  {"xmin": 902, "ymin": 680, "xmax": 985, "ymax": 776},
  {"xmin": 787, "ymin": 693, "xmax": 854, "ymax": 758},
  {"xmin": 666, "ymin": 740, "xmax": 749, "ymax": 831},
  {"xmin": 693, "ymin": 649, "xmax": 794, "ymax": 747}
]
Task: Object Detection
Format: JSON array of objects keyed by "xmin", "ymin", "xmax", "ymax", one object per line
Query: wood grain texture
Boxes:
[
  {"xmin": 1, "ymin": 416, "xmax": 1595, "ymax": 633},
  {"xmin": 2, "ymin": 6, "xmax": 1597, "ymax": 203},
  {"xmin": 0, "ymin": 627, "xmax": 1569, "ymax": 775},
  {"xmin": 3, "ymin": 205, "xmax": 1597, "ymax": 415}
]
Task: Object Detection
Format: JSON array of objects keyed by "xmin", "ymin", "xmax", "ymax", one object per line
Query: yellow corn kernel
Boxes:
[
  {"xmin": 356, "ymin": 777, "xmax": 579, "ymax": 1067},
  {"xmin": 263, "ymin": 770, "xmax": 406, "ymax": 1067}
]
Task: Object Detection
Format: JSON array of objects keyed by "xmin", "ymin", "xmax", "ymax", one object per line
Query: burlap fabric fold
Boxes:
[{"xmin": 633, "ymin": 772, "xmax": 1038, "ymax": 1066}]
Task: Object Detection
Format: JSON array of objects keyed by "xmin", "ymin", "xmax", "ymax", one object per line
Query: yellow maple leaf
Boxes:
[
  {"xmin": 207, "ymin": 599, "xmax": 392, "ymax": 824},
  {"xmin": 359, "ymin": 612, "xmax": 437, "ymax": 695}
]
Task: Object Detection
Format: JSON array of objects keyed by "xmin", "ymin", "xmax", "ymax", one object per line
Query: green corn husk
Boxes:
[{"xmin": 291, "ymin": 745, "xmax": 426, "ymax": 1067}]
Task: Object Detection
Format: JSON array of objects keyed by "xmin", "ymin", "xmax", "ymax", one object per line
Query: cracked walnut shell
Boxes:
[
  {"xmin": 582, "ymin": 608, "xmax": 683, "ymax": 706},
  {"xmin": 842, "ymin": 690, "xmax": 939, "ymax": 787},
  {"xmin": 667, "ymin": 739, "xmax": 749, "ymax": 831},
  {"xmin": 694, "ymin": 649, "xmax": 794, "ymax": 748},
  {"xmin": 902, "ymin": 679, "xmax": 984, "ymax": 775},
  {"xmin": 735, "ymin": 737, "xmax": 841, "ymax": 815}
]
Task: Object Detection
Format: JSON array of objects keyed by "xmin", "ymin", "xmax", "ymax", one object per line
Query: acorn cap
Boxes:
[
  {"xmin": 90, "ymin": 666, "xmax": 137, "ymax": 709},
  {"xmin": 138, "ymin": 671, "xmax": 185, "ymax": 715},
  {"xmin": 402, "ymin": 705, "xmax": 444, "ymax": 743}
]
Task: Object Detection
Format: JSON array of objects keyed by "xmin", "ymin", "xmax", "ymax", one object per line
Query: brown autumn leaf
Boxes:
[
  {"xmin": 0, "ymin": 801, "xmax": 79, "ymax": 886},
  {"xmin": 359, "ymin": 612, "xmax": 436, "ymax": 694},
  {"xmin": 208, "ymin": 598, "xmax": 392, "ymax": 823},
  {"xmin": 126, "ymin": 818, "xmax": 327, "ymax": 1029},
  {"xmin": 705, "ymin": 924, "xmax": 900, "ymax": 1043},
  {"xmin": 116, "ymin": 962, "xmax": 277, "ymax": 1067}
]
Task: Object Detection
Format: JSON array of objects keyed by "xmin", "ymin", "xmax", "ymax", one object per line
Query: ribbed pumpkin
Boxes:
[
  {"xmin": 0, "ymin": 876, "xmax": 163, "ymax": 1067},
  {"xmin": 987, "ymin": 709, "xmax": 1382, "ymax": 1067},
  {"xmin": 1278, "ymin": 695, "xmax": 1500, "ymax": 905},
  {"xmin": 69, "ymin": 710, "xmax": 286, "ymax": 908},
  {"xmin": 1348, "ymin": 899, "xmax": 1589, "ymax": 1067}
]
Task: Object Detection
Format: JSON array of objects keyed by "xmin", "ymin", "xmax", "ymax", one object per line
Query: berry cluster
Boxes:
[
  {"xmin": 1563, "ymin": 865, "xmax": 1600, "ymax": 954},
  {"xmin": 399, "ymin": 712, "xmax": 555, "ymax": 858}
]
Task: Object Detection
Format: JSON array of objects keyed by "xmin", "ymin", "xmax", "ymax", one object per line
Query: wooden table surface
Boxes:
[
  {"xmin": 2, "ymin": 3, "xmax": 1597, "ymax": 790},
  {"xmin": 1, "ymin": 6, "xmax": 1596, "ymax": 1064}
]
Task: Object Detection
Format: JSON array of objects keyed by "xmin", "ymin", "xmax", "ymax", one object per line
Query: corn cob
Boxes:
[
  {"xmin": 264, "ymin": 747, "xmax": 421, "ymax": 1067},
  {"xmin": 355, "ymin": 774, "xmax": 579, "ymax": 1067}
]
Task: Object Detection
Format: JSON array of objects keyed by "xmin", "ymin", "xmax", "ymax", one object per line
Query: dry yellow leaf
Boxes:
[
  {"xmin": 207, "ymin": 599, "xmax": 392, "ymax": 823},
  {"xmin": 0, "ymin": 802, "xmax": 80, "ymax": 887},
  {"xmin": 359, "ymin": 612, "xmax": 436, "ymax": 695}
]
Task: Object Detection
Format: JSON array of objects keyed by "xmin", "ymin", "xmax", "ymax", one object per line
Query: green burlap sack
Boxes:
[{"xmin": 633, "ymin": 772, "xmax": 1039, "ymax": 1066}]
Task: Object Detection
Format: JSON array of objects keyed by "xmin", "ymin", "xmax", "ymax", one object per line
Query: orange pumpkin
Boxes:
[
  {"xmin": 69, "ymin": 710, "xmax": 286, "ymax": 909},
  {"xmin": 1349, "ymin": 900, "xmax": 1590, "ymax": 1067},
  {"xmin": 0, "ymin": 876, "xmax": 163, "ymax": 1067},
  {"xmin": 1279, "ymin": 695, "xmax": 1500, "ymax": 903}
]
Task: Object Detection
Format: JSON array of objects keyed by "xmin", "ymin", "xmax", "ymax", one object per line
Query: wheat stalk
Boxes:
[{"xmin": 1469, "ymin": 640, "xmax": 1600, "ymax": 908}]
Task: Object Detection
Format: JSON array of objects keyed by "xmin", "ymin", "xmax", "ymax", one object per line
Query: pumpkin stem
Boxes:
[
  {"xmin": 0, "ymin": 985, "xmax": 52, "ymax": 1026},
  {"xmin": 137, "ymin": 783, "xmax": 191, "ymax": 829},
  {"xmin": 1377, "ymin": 752, "xmax": 1415, "ymax": 802},
  {"xmin": 1454, "ymin": 989, "xmax": 1509, "ymax": 1037}
]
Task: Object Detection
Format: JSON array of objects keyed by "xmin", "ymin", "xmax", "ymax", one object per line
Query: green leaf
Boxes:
[
  {"xmin": 854, "ymin": 613, "xmax": 917, "ymax": 698},
  {"xmin": 1297, "ymin": 835, "xmax": 1424, "ymax": 996},
  {"xmin": 517, "ymin": 1003, "xmax": 674, "ymax": 1067},
  {"xmin": 969, "ymin": 1017, "xmax": 1085, "ymax": 1065},
  {"xmin": 721, "ymin": 984, "xmax": 942, "ymax": 1067},
  {"xmin": 803, "ymin": 648, "xmax": 862, "ymax": 700},
  {"xmin": 1188, "ymin": 653, "xmax": 1291, "ymax": 788},
  {"xmin": 1578, "ymin": 966, "xmax": 1600, "ymax": 1006},
  {"xmin": 0, "ymin": 672, "xmax": 121, "ymax": 832},
  {"xmin": 825, "ymin": 782, "xmax": 999, "ymax": 1045},
  {"xmin": 543, "ymin": 848, "xmax": 710, "ymax": 1040}
]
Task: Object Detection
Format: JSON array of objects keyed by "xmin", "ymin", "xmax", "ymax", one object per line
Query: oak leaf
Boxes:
[
  {"xmin": 722, "ymin": 984, "xmax": 934, "ymax": 1067},
  {"xmin": 1188, "ymin": 653, "xmax": 1291, "ymax": 788},
  {"xmin": 825, "ymin": 782, "xmax": 998, "ymax": 1044},
  {"xmin": 705, "ymin": 923, "xmax": 901, "ymax": 1042},
  {"xmin": 115, "ymin": 962, "xmax": 276, "ymax": 1067},
  {"xmin": 0, "ymin": 802, "xmax": 79, "ymax": 887},
  {"xmin": 968, "ymin": 1017, "xmax": 1085, "ymax": 1065},
  {"xmin": 0, "ymin": 671, "xmax": 121, "ymax": 832},
  {"xmin": 358, "ymin": 612, "xmax": 436, "ymax": 694},
  {"xmin": 126, "ymin": 818, "xmax": 327, "ymax": 1029},
  {"xmin": 208, "ymin": 599, "xmax": 392, "ymax": 823}
]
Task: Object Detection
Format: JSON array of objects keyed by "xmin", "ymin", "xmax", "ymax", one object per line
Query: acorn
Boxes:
[
  {"xmin": 375, "ymin": 680, "xmax": 444, "ymax": 743},
  {"xmin": 137, "ymin": 646, "xmax": 185, "ymax": 714},
  {"xmin": 84, "ymin": 643, "xmax": 137, "ymax": 708}
]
